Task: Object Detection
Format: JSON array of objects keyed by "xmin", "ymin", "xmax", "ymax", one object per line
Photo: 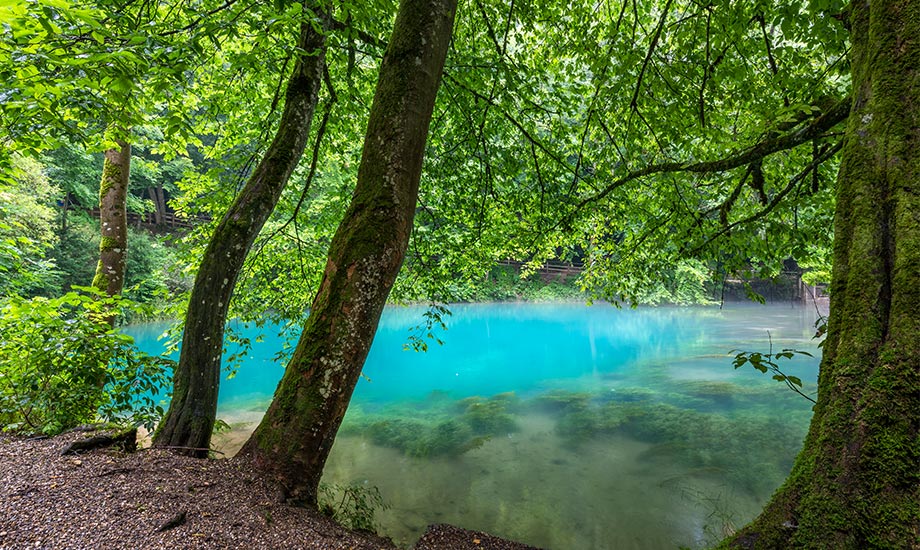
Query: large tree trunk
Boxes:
[
  {"xmin": 153, "ymin": 11, "xmax": 329, "ymax": 457},
  {"xmin": 239, "ymin": 0, "xmax": 458, "ymax": 505},
  {"xmin": 724, "ymin": 1, "xmax": 919, "ymax": 548},
  {"xmin": 91, "ymin": 141, "xmax": 130, "ymax": 298}
]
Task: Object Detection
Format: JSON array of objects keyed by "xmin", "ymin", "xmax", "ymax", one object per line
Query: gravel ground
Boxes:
[
  {"xmin": 414, "ymin": 524, "xmax": 541, "ymax": 550},
  {"xmin": 0, "ymin": 431, "xmax": 395, "ymax": 550},
  {"xmin": 0, "ymin": 432, "xmax": 541, "ymax": 550}
]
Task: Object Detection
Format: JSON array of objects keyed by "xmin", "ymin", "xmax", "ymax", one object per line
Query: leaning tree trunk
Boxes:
[
  {"xmin": 239, "ymin": 0, "xmax": 458, "ymax": 505},
  {"xmin": 91, "ymin": 141, "xmax": 130, "ymax": 299},
  {"xmin": 724, "ymin": 1, "xmax": 919, "ymax": 548},
  {"xmin": 153, "ymin": 12, "xmax": 329, "ymax": 457}
]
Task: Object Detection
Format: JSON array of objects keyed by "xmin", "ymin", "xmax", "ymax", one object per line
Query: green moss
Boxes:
[
  {"xmin": 359, "ymin": 416, "xmax": 485, "ymax": 458},
  {"xmin": 90, "ymin": 260, "xmax": 109, "ymax": 291},
  {"xmin": 602, "ymin": 387, "xmax": 656, "ymax": 403},
  {"xmin": 366, "ymin": 418, "xmax": 428, "ymax": 450},
  {"xmin": 416, "ymin": 420, "xmax": 476, "ymax": 457},
  {"xmin": 675, "ymin": 380, "xmax": 765, "ymax": 410},
  {"xmin": 97, "ymin": 158, "xmax": 123, "ymax": 201},
  {"xmin": 99, "ymin": 236, "xmax": 121, "ymax": 251},
  {"xmin": 528, "ymin": 390, "xmax": 593, "ymax": 412},
  {"xmin": 458, "ymin": 394, "xmax": 519, "ymax": 435},
  {"xmin": 347, "ymin": 392, "xmax": 527, "ymax": 458},
  {"xmin": 552, "ymin": 398, "xmax": 644, "ymax": 442},
  {"xmin": 555, "ymin": 405, "xmax": 599, "ymax": 440}
]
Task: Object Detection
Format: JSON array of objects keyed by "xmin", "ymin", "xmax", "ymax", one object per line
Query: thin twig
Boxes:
[{"xmin": 629, "ymin": 0, "xmax": 675, "ymax": 113}]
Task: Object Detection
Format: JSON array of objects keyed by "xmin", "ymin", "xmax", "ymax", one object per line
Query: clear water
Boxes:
[{"xmin": 128, "ymin": 302, "xmax": 823, "ymax": 549}]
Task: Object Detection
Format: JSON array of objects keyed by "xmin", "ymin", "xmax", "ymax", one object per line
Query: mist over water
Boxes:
[{"xmin": 128, "ymin": 302, "xmax": 823, "ymax": 549}]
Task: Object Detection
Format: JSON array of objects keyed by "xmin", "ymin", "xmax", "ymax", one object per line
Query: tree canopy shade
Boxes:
[
  {"xmin": 376, "ymin": 0, "xmax": 851, "ymax": 308},
  {"xmin": 239, "ymin": 0, "xmax": 458, "ymax": 504}
]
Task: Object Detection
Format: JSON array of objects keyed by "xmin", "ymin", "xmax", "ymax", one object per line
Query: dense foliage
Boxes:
[
  {"xmin": 0, "ymin": 0, "xmax": 844, "ymax": 445},
  {"xmin": 2, "ymin": 0, "xmax": 845, "ymax": 317},
  {"xmin": 0, "ymin": 155, "xmax": 60, "ymax": 296},
  {"xmin": 0, "ymin": 288, "xmax": 172, "ymax": 434}
]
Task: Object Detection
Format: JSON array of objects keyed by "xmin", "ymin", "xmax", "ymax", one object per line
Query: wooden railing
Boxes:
[
  {"xmin": 496, "ymin": 259, "xmax": 583, "ymax": 277},
  {"xmin": 84, "ymin": 208, "xmax": 210, "ymax": 229}
]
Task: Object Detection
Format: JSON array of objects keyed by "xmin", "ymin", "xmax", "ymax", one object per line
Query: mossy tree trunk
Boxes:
[
  {"xmin": 724, "ymin": 1, "xmax": 919, "ymax": 547},
  {"xmin": 91, "ymin": 140, "xmax": 130, "ymax": 300},
  {"xmin": 153, "ymin": 10, "xmax": 329, "ymax": 457},
  {"xmin": 239, "ymin": 0, "xmax": 457, "ymax": 505}
]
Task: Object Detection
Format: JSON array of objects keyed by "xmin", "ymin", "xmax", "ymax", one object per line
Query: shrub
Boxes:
[{"xmin": 0, "ymin": 287, "xmax": 172, "ymax": 435}]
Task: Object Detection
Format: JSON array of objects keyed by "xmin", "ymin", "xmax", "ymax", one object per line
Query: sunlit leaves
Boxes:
[{"xmin": 2, "ymin": 0, "xmax": 851, "ymax": 316}]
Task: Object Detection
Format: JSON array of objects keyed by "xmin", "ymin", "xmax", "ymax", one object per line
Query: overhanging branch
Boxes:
[
  {"xmin": 686, "ymin": 139, "xmax": 844, "ymax": 254},
  {"xmin": 573, "ymin": 96, "xmax": 850, "ymax": 213}
]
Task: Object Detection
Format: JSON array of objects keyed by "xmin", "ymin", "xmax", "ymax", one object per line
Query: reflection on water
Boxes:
[{"xmin": 128, "ymin": 302, "xmax": 823, "ymax": 549}]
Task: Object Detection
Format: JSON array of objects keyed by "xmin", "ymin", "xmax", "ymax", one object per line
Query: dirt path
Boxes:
[{"xmin": 0, "ymin": 432, "xmax": 393, "ymax": 549}]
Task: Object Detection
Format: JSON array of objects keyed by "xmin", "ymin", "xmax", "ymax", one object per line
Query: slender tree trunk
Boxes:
[
  {"xmin": 239, "ymin": 0, "xmax": 458, "ymax": 505},
  {"xmin": 724, "ymin": 1, "xmax": 919, "ymax": 547},
  {"xmin": 148, "ymin": 185, "xmax": 165, "ymax": 225},
  {"xmin": 60, "ymin": 191, "xmax": 69, "ymax": 234},
  {"xmin": 91, "ymin": 141, "xmax": 130, "ymax": 298},
  {"xmin": 153, "ymin": 11, "xmax": 330, "ymax": 457}
]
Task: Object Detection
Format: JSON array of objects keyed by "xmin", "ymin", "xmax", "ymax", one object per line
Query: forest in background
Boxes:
[{"xmin": 4, "ymin": 141, "xmax": 763, "ymax": 312}]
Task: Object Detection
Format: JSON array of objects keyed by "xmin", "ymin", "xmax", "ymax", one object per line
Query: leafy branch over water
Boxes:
[{"xmin": 731, "ymin": 333, "xmax": 817, "ymax": 404}]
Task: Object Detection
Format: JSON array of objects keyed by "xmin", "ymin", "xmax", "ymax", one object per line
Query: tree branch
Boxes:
[
  {"xmin": 572, "ymin": 96, "xmax": 850, "ymax": 213},
  {"xmin": 687, "ymin": 139, "xmax": 844, "ymax": 254},
  {"xmin": 160, "ymin": 0, "xmax": 241, "ymax": 37},
  {"xmin": 443, "ymin": 72, "xmax": 584, "ymax": 184},
  {"xmin": 328, "ymin": 17, "xmax": 387, "ymax": 50},
  {"xmin": 629, "ymin": 0, "xmax": 675, "ymax": 113}
]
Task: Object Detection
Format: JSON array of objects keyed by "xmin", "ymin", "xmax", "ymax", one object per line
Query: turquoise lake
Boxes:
[{"xmin": 128, "ymin": 302, "xmax": 823, "ymax": 549}]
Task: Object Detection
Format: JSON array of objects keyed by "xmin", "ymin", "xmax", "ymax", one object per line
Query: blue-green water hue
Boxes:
[{"xmin": 128, "ymin": 302, "xmax": 823, "ymax": 549}]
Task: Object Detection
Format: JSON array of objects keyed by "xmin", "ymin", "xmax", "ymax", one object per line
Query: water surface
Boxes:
[{"xmin": 129, "ymin": 302, "xmax": 823, "ymax": 549}]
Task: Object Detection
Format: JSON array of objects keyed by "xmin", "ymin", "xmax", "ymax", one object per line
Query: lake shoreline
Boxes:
[
  {"xmin": 126, "ymin": 302, "xmax": 823, "ymax": 549},
  {"xmin": 0, "ymin": 430, "xmax": 540, "ymax": 550}
]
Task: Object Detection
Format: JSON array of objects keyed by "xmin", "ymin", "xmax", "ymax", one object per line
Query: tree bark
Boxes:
[
  {"xmin": 153, "ymin": 10, "xmax": 330, "ymax": 457},
  {"xmin": 148, "ymin": 184, "xmax": 165, "ymax": 225},
  {"xmin": 60, "ymin": 427, "xmax": 137, "ymax": 455},
  {"xmin": 239, "ymin": 0, "xmax": 458, "ymax": 505},
  {"xmin": 91, "ymin": 141, "xmax": 130, "ymax": 298},
  {"xmin": 724, "ymin": 1, "xmax": 920, "ymax": 547}
]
